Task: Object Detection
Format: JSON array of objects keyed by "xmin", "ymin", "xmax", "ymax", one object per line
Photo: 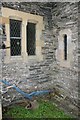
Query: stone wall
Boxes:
[
  {"xmin": 2, "ymin": 2, "xmax": 54, "ymax": 105},
  {"xmin": 78, "ymin": 1, "xmax": 80, "ymax": 109},
  {"xmin": 51, "ymin": 2, "xmax": 78, "ymax": 105},
  {"xmin": 0, "ymin": 2, "xmax": 2, "ymax": 120},
  {"xmin": 0, "ymin": 2, "xmax": 2, "ymax": 82},
  {"xmin": 1, "ymin": 2, "xmax": 79, "ymax": 114},
  {"xmin": 0, "ymin": 2, "xmax": 2, "ymax": 97}
]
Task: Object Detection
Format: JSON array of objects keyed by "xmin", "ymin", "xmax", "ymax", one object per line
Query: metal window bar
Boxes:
[{"xmin": 10, "ymin": 37, "xmax": 21, "ymax": 39}]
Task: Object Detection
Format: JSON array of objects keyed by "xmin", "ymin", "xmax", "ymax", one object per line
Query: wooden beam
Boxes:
[{"xmin": 0, "ymin": 17, "xmax": 9, "ymax": 24}]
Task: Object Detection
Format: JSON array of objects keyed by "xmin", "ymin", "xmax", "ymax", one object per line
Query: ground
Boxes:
[{"xmin": 3, "ymin": 99, "xmax": 73, "ymax": 119}]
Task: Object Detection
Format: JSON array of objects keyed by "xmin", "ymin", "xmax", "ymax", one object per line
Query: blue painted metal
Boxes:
[{"xmin": 0, "ymin": 80, "xmax": 51, "ymax": 100}]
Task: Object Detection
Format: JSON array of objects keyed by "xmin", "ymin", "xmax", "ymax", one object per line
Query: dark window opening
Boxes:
[
  {"xmin": 27, "ymin": 22, "xmax": 36, "ymax": 55},
  {"xmin": 64, "ymin": 34, "xmax": 67, "ymax": 60},
  {"xmin": 10, "ymin": 19, "xmax": 22, "ymax": 56},
  {"xmin": 2, "ymin": 24, "xmax": 6, "ymax": 35}
]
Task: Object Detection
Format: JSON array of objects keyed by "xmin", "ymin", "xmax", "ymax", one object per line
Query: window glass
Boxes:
[
  {"xmin": 10, "ymin": 19, "xmax": 22, "ymax": 56},
  {"xmin": 27, "ymin": 22, "xmax": 36, "ymax": 55},
  {"xmin": 64, "ymin": 34, "xmax": 67, "ymax": 60}
]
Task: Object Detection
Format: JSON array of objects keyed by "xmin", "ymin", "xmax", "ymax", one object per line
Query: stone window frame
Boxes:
[
  {"xmin": 56, "ymin": 29, "xmax": 73, "ymax": 68},
  {"xmin": 1, "ymin": 7, "xmax": 44, "ymax": 63}
]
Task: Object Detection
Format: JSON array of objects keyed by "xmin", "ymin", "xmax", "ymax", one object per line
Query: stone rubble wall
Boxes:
[
  {"xmin": 51, "ymin": 2, "xmax": 78, "ymax": 105},
  {"xmin": 1, "ymin": 2, "xmax": 79, "ymax": 111},
  {"xmin": 0, "ymin": 2, "xmax": 2, "ymax": 120},
  {"xmin": 2, "ymin": 2, "xmax": 54, "ymax": 105}
]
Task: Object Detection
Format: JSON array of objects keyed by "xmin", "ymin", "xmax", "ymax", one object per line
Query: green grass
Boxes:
[{"xmin": 3, "ymin": 100, "xmax": 72, "ymax": 119}]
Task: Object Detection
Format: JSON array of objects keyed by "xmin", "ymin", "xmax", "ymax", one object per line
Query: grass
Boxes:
[{"xmin": 3, "ymin": 100, "xmax": 72, "ymax": 119}]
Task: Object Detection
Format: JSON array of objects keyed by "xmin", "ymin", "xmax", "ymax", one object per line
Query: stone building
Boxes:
[{"xmin": 0, "ymin": 2, "xmax": 79, "ymax": 117}]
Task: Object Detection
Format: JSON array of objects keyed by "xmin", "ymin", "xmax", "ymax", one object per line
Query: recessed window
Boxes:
[
  {"xmin": 2, "ymin": 24, "xmax": 6, "ymax": 35},
  {"xmin": 10, "ymin": 19, "xmax": 22, "ymax": 56},
  {"xmin": 64, "ymin": 34, "xmax": 67, "ymax": 60},
  {"xmin": 27, "ymin": 22, "xmax": 36, "ymax": 56},
  {"xmin": 57, "ymin": 29, "xmax": 72, "ymax": 67},
  {"xmin": 2, "ymin": 7, "xmax": 44, "ymax": 63}
]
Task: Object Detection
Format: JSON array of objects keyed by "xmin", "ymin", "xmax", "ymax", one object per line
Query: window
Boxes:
[
  {"xmin": 27, "ymin": 22, "xmax": 36, "ymax": 56},
  {"xmin": 56, "ymin": 29, "xmax": 72, "ymax": 67},
  {"xmin": 2, "ymin": 24, "xmax": 6, "ymax": 35},
  {"xmin": 64, "ymin": 34, "xmax": 67, "ymax": 60},
  {"xmin": 10, "ymin": 19, "xmax": 22, "ymax": 56},
  {"xmin": 1, "ymin": 7, "xmax": 44, "ymax": 63}
]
